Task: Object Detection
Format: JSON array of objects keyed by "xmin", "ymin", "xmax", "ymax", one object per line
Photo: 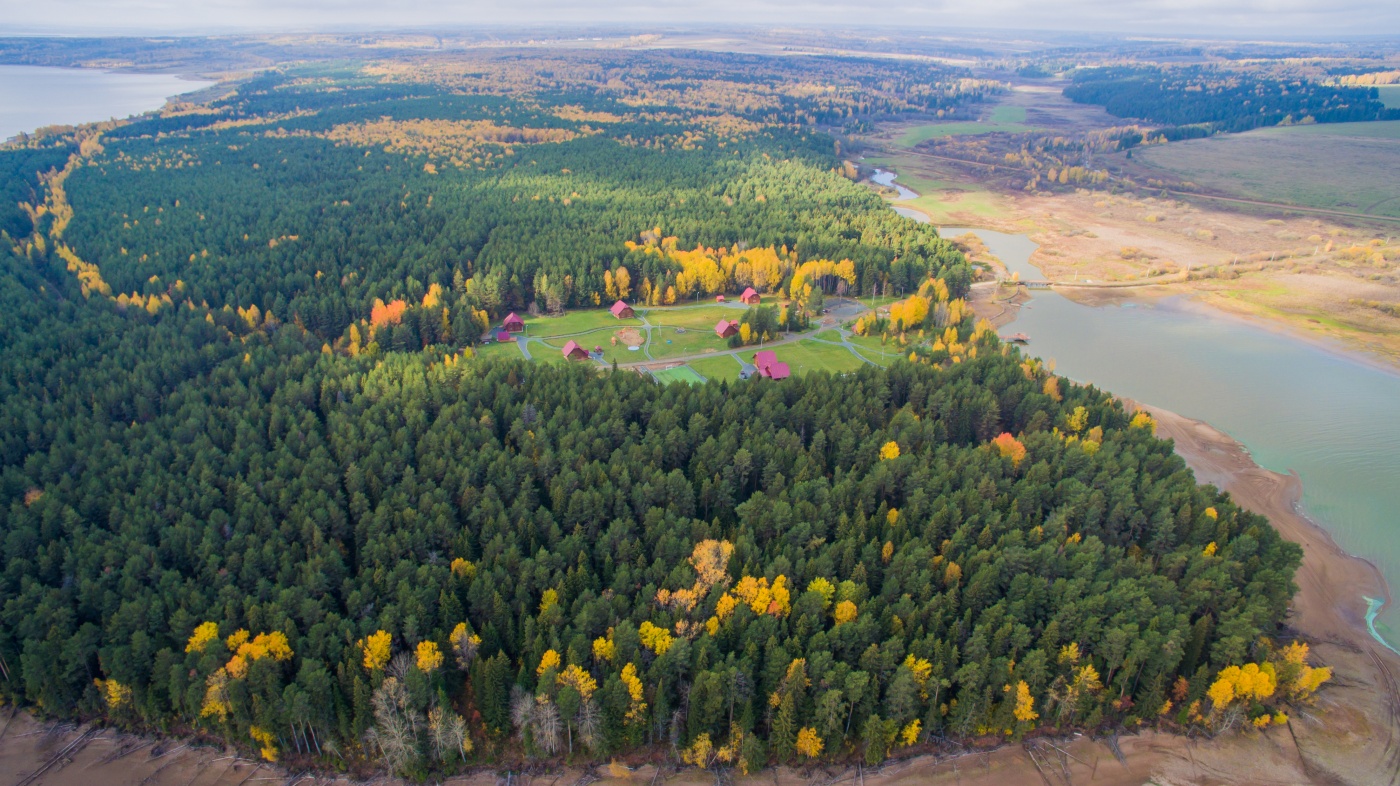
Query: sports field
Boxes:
[{"xmin": 651, "ymin": 366, "xmax": 707, "ymax": 386}]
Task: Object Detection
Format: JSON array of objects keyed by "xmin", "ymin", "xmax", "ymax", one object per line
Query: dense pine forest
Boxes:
[
  {"xmin": 0, "ymin": 50, "xmax": 1319, "ymax": 778},
  {"xmin": 1064, "ymin": 65, "xmax": 1400, "ymax": 133}
]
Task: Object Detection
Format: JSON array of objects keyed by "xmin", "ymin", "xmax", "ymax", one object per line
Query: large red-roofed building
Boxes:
[
  {"xmin": 740, "ymin": 287, "xmax": 760, "ymax": 305},
  {"xmin": 753, "ymin": 350, "xmax": 790, "ymax": 380}
]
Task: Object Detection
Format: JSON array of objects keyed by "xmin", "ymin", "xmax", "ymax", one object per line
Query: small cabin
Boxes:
[
  {"xmin": 495, "ymin": 330, "xmax": 512, "ymax": 343},
  {"xmin": 715, "ymin": 295, "xmax": 726, "ymax": 303},
  {"xmin": 502, "ymin": 312, "xmax": 525, "ymax": 332},
  {"xmin": 715, "ymin": 319, "xmax": 739, "ymax": 339},
  {"xmin": 610, "ymin": 300, "xmax": 635, "ymax": 319},
  {"xmin": 740, "ymin": 287, "xmax": 760, "ymax": 305},
  {"xmin": 562, "ymin": 340, "xmax": 590, "ymax": 360},
  {"xmin": 752, "ymin": 349, "xmax": 790, "ymax": 379}
]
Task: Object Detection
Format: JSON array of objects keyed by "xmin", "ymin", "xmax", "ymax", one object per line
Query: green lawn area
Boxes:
[
  {"xmin": 641, "ymin": 303, "xmax": 748, "ymax": 330},
  {"xmin": 688, "ymin": 354, "xmax": 743, "ymax": 381},
  {"xmin": 812, "ymin": 329, "xmax": 842, "ymax": 342},
  {"xmin": 1378, "ymin": 86, "xmax": 1400, "ymax": 109},
  {"xmin": 472, "ymin": 339, "xmax": 524, "ymax": 360},
  {"xmin": 845, "ymin": 333, "xmax": 907, "ymax": 365},
  {"xmin": 521, "ymin": 309, "xmax": 639, "ymax": 338},
  {"xmin": 649, "ymin": 327, "xmax": 734, "ymax": 360},
  {"xmin": 770, "ymin": 341, "xmax": 867, "ymax": 375},
  {"xmin": 651, "ymin": 366, "xmax": 707, "ymax": 386}
]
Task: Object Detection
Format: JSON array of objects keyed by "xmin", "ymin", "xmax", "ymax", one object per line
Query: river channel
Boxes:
[{"xmin": 873, "ymin": 169, "xmax": 1400, "ymax": 645}]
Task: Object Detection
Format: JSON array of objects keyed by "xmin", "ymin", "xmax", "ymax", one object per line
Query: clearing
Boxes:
[{"xmin": 1132, "ymin": 121, "xmax": 1400, "ymax": 219}]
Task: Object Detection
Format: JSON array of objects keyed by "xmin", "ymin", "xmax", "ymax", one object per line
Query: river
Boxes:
[
  {"xmin": 874, "ymin": 169, "xmax": 1400, "ymax": 645},
  {"xmin": 0, "ymin": 65, "xmax": 215, "ymax": 143}
]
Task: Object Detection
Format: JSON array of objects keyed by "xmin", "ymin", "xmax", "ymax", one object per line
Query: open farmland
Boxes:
[{"xmin": 1133, "ymin": 121, "xmax": 1400, "ymax": 219}]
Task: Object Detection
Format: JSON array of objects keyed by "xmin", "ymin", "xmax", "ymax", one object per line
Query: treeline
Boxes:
[{"xmin": 1064, "ymin": 65, "xmax": 1399, "ymax": 133}]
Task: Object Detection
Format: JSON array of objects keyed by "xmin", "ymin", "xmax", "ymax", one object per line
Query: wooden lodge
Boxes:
[
  {"xmin": 715, "ymin": 319, "xmax": 739, "ymax": 339},
  {"xmin": 610, "ymin": 300, "xmax": 635, "ymax": 319},
  {"xmin": 562, "ymin": 340, "xmax": 590, "ymax": 360},
  {"xmin": 752, "ymin": 349, "xmax": 791, "ymax": 380},
  {"xmin": 502, "ymin": 312, "xmax": 525, "ymax": 332},
  {"xmin": 740, "ymin": 287, "xmax": 760, "ymax": 305}
]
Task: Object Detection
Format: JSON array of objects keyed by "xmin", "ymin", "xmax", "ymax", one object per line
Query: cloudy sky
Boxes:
[{"xmin": 1, "ymin": 0, "xmax": 1396, "ymax": 37}]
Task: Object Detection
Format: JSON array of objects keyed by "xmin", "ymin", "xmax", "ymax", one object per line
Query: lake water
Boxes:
[
  {"xmin": 873, "ymin": 170, "xmax": 1400, "ymax": 644},
  {"xmin": 0, "ymin": 65, "xmax": 214, "ymax": 142}
]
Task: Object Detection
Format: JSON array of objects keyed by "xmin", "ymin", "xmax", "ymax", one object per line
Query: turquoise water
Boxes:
[
  {"xmin": 954, "ymin": 227, "xmax": 1400, "ymax": 644},
  {"xmin": 0, "ymin": 65, "xmax": 213, "ymax": 142}
]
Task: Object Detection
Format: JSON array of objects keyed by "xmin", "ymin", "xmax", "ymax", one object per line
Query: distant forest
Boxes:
[
  {"xmin": 0, "ymin": 50, "xmax": 1319, "ymax": 778},
  {"xmin": 1064, "ymin": 65, "xmax": 1400, "ymax": 133}
]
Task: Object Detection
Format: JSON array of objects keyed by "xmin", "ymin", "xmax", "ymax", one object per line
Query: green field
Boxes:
[
  {"xmin": 539, "ymin": 328, "xmax": 644, "ymax": 364},
  {"xmin": 688, "ymin": 354, "xmax": 744, "ymax": 381},
  {"xmin": 472, "ymin": 339, "xmax": 525, "ymax": 360},
  {"xmin": 1134, "ymin": 121, "xmax": 1400, "ymax": 218},
  {"xmin": 522, "ymin": 309, "xmax": 640, "ymax": 337},
  {"xmin": 648, "ymin": 326, "xmax": 732, "ymax": 359},
  {"xmin": 642, "ymin": 303, "xmax": 747, "ymax": 330},
  {"xmin": 650, "ymin": 366, "xmax": 707, "ymax": 386},
  {"xmin": 894, "ymin": 106, "xmax": 1035, "ymax": 149},
  {"xmin": 769, "ymin": 340, "xmax": 868, "ymax": 375},
  {"xmin": 1377, "ymin": 86, "xmax": 1400, "ymax": 109}
]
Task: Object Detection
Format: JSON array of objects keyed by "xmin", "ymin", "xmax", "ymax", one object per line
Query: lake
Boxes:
[{"xmin": 0, "ymin": 65, "xmax": 215, "ymax": 142}]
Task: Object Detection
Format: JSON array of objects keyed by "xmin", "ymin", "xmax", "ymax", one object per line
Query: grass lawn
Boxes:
[
  {"xmin": 522, "ymin": 309, "xmax": 639, "ymax": 338},
  {"xmin": 1134, "ymin": 121, "xmax": 1400, "ymax": 218},
  {"xmin": 651, "ymin": 366, "xmax": 707, "ymax": 386},
  {"xmin": 770, "ymin": 341, "xmax": 867, "ymax": 375},
  {"xmin": 845, "ymin": 333, "xmax": 907, "ymax": 363},
  {"xmin": 641, "ymin": 303, "xmax": 748, "ymax": 330},
  {"xmin": 649, "ymin": 327, "xmax": 734, "ymax": 360},
  {"xmin": 472, "ymin": 340, "xmax": 524, "ymax": 360},
  {"xmin": 688, "ymin": 354, "xmax": 744, "ymax": 381}
]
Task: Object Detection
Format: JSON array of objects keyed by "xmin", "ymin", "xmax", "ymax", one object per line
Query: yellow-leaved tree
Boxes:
[
  {"xmin": 361, "ymin": 630, "xmax": 392, "ymax": 671},
  {"xmin": 416, "ymin": 640, "xmax": 444, "ymax": 673},
  {"xmin": 880, "ymin": 441, "xmax": 901, "ymax": 460},
  {"xmin": 795, "ymin": 727, "xmax": 824, "ymax": 759}
]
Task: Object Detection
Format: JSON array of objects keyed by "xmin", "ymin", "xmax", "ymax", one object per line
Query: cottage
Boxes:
[
  {"xmin": 715, "ymin": 319, "xmax": 739, "ymax": 339},
  {"xmin": 502, "ymin": 313, "xmax": 525, "ymax": 333},
  {"xmin": 740, "ymin": 287, "xmax": 760, "ymax": 305},
  {"xmin": 610, "ymin": 300, "xmax": 635, "ymax": 319},
  {"xmin": 495, "ymin": 330, "xmax": 512, "ymax": 343},
  {"xmin": 562, "ymin": 340, "xmax": 590, "ymax": 360},
  {"xmin": 715, "ymin": 295, "xmax": 726, "ymax": 303},
  {"xmin": 752, "ymin": 349, "xmax": 791, "ymax": 379}
]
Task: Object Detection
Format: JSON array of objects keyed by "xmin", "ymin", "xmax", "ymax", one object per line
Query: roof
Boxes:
[
  {"xmin": 610, "ymin": 300, "xmax": 632, "ymax": 316},
  {"xmin": 741, "ymin": 287, "xmax": 759, "ymax": 300},
  {"xmin": 496, "ymin": 331, "xmax": 511, "ymax": 341},
  {"xmin": 562, "ymin": 340, "xmax": 587, "ymax": 357},
  {"xmin": 715, "ymin": 319, "xmax": 736, "ymax": 335},
  {"xmin": 503, "ymin": 312, "xmax": 524, "ymax": 326},
  {"xmin": 764, "ymin": 362, "xmax": 791, "ymax": 380},
  {"xmin": 754, "ymin": 349, "xmax": 777, "ymax": 370}
]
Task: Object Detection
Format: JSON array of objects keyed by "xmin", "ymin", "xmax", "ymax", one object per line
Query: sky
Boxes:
[{"xmin": 0, "ymin": 0, "xmax": 1396, "ymax": 37}]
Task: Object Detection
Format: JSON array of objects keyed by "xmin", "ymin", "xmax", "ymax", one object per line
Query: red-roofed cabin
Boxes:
[
  {"xmin": 610, "ymin": 300, "xmax": 634, "ymax": 319},
  {"xmin": 715, "ymin": 295, "xmax": 726, "ymax": 303},
  {"xmin": 502, "ymin": 312, "xmax": 525, "ymax": 332},
  {"xmin": 753, "ymin": 349, "xmax": 777, "ymax": 370},
  {"xmin": 496, "ymin": 330, "xmax": 512, "ymax": 343},
  {"xmin": 760, "ymin": 361, "xmax": 791, "ymax": 380},
  {"xmin": 562, "ymin": 340, "xmax": 590, "ymax": 360},
  {"xmin": 715, "ymin": 319, "xmax": 738, "ymax": 339},
  {"xmin": 740, "ymin": 287, "xmax": 760, "ymax": 305}
]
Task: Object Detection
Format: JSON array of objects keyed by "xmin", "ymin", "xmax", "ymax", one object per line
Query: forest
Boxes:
[
  {"xmin": 0, "ymin": 49, "xmax": 1318, "ymax": 779},
  {"xmin": 1064, "ymin": 65, "xmax": 1400, "ymax": 133}
]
